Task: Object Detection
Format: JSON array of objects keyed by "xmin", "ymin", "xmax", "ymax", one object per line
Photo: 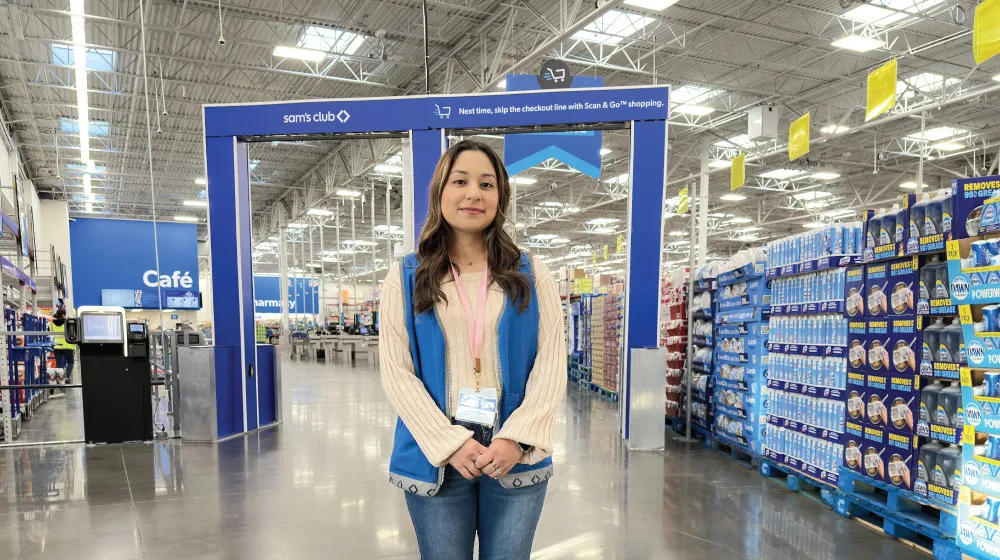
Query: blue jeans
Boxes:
[{"xmin": 405, "ymin": 466, "xmax": 548, "ymax": 559}]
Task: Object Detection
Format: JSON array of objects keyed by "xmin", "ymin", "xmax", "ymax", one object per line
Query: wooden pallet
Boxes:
[{"xmin": 835, "ymin": 468, "xmax": 961, "ymax": 560}]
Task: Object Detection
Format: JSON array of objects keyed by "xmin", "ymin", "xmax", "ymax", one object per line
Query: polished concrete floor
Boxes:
[{"xmin": 0, "ymin": 357, "xmax": 927, "ymax": 559}]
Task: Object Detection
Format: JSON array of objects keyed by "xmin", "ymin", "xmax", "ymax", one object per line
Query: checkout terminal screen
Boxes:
[
  {"xmin": 129, "ymin": 324, "xmax": 145, "ymax": 334},
  {"xmin": 82, "ymin": 314, "xmax": 123, "ymax": 342}
]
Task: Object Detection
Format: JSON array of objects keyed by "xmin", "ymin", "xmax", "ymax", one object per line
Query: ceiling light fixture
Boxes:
[
  {"xmin": 803, "ymin": 221, "xmax": 826, "ymax": 229},
  {"xmin": 195, "ymin": 178, "xmax": 207, "ymax": 185},
  {"xmin": 792, "ymin": 190, "xmax": 832, "ymax": 201},
  {"xmin": 668, "ymin": 231, "xmax": 686, "ymax": 236},
  {"xmin": 931, "ymin": 141, "xmax": 964, "ymax": 151},
  {"xmin": 720, "ymin": 194, "xmax": 746, "ymax": 202},
  {"xmin": 760, "ymin": 169, "xmax": 807, "ymax": 180},
  {"xmin": 496, "ymin": 78, "xmax": 507, "ymax": 90},
  {"xmin": 822, "ymin": 209, "xmax": 856, "ymax": 219},
  {"xmin": 273, "ymin": 45, "xmax": 327, "ymax": 62},
  {"xmin": 183, "ymin": 200, "xmax": 208, "ymax": 207},
  {"xmin": 899, "ymin": 181, "xmax": 928, "ymax": 189},
  {"xmin": 374, "ymin": 164, "xmax": 402, "ymax": 174},
  {"xmin": 513, "ymin": 177, "xmax": 538, "ymax": 185},
  {"xmin": 286, "ymin": 222, "xmax": 308, "ymax": 229},
  {"xmin": 530, "ymin": 234, "xmax": 558, "ymax": 240},
  {"xmin": 591, "ymin": 227, "xmax": 617, "ymax": 234},
  {"xmin": 588, "ymin": 217, "xmax": 619, "ymax": 225},
  {"xmin": 820, "ymin": 125, "xmax": 849, "ymax": 134},
  {"xmin": 600, "ymin": 148, "xmax": 612, "ymax": 156},
  {"xmin": 810, "ymin": 172, "xmax": 841, "ymax": 180},
  {"xmin": 708, "ymin": 160, "xmax": 731, "ymax": 168},
  {"xmin": 307, "ymin": 208, "xmax": 333, "ymax": 216},
  {"xmin": 173, "ymin": 216, "xmax": 199, "ymax": 222},
  {"xmin": 674, "ymin": 104, "xmax": 715, "ymax": 116},
  {"xmin": 336, "ymin": 189, "xmax": 361, "ymax": 197},
  {"xmin": 831, "ymin": 35, "xmax": 883, "ymax": 53},
  {"xmin": 727, "ymin": 217, "xmax": 753, "ymax": 224}
]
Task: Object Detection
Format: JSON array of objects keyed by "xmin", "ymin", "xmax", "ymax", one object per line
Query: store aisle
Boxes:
[{"xmin": 0, "ymin": 358, "xmax": 925, "ymax": 560}]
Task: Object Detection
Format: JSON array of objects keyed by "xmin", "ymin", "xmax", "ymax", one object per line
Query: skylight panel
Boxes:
[
  {"xmin": 572, "ymin": 10, "xmax": 655, "ymax": 45},
  {"xmin": 297, "ymin": 26, "xmax": 365, "ymax": 55},
  {"xmin": 841, "ymin": 0, "xmax": 945, "ymax": 26}
]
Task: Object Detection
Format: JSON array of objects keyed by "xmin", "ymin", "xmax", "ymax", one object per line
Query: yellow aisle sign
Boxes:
[
  {"xmin": 866, "ymin": 59, "xmax": 897, "ymax": 121},
  {"xmin": 678, "ymin": 187, "xmax": 689, "ymax": 214},
  {"xmin": 788, "ymin": 113, "xmax": 810, "ymax": 161},
  {"xmin": 603, "ymin": 245, "xmax": 608, "ymax": 260},
  {"xmin": 975, "ymin": 0, "xmax": 1000, "ymax": 64},
  {"xmin": 616, "ymin": 235, "xmax": 623, "ymax": 254},
  {"xmin": 731, "ymin": 153, "xmax": 745, "ymax": 191},
  {"xmin": 592, "ymin": 252, "xmax": 597, "ymax": 266}
]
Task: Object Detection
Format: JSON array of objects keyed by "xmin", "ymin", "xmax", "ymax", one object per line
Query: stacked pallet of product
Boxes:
[
  {"xmin": 591, "ymin": 281, "xmax": 624, "ymax": 395},
  {"xmin": 713, "ymin": 248, "xmax": 770, "ymax": 455},
  {"xmin": 762, "ymin": 225, "xmax": 863, "ymax": 487},
  {"xmin": 661, "ymin": 268, "xmax": 689, "ymax": 419},
  {"xmin": 688, "ymin": 263, "xmax": 717, "ymax": 433}
]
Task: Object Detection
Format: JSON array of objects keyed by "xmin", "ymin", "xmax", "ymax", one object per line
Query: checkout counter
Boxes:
[{"xmin": 65, "ymin": 306, "xmax": 154, "ymax": 443}]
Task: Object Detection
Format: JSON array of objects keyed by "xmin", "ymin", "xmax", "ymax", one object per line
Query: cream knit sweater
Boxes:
[{"xmin": 379, "ymin": 255, "xmax": 566, "ymax": 467}]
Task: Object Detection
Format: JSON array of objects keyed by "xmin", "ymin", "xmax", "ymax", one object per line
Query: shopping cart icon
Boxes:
[
  {"xmin": 544, "ymin": 68, "xmax": 566, "ymax": 83},
  {"xmin": 434, "ymin": 104, "xmax": 451, "ymax": 119}
]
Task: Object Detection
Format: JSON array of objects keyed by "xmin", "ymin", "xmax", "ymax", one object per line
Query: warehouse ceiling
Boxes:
[{"xmin": 2, "ymin": 0, "xmax": 999, "ymax": 278}]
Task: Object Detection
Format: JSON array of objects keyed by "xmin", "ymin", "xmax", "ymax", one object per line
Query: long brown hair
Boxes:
[{"xmin": 414, "ymin": 140, "xmax": 530, "ymax": 314}]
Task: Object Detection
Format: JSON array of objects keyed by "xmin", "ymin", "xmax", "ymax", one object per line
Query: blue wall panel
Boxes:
[{"xmin": 69, "ymin": 218, "xmax": 199, "ymax": 307}]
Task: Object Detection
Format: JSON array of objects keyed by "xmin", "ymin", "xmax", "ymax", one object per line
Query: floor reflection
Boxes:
[{"xmin": 0, "ymin": 358, "xmax": 926, "ymax": 559}]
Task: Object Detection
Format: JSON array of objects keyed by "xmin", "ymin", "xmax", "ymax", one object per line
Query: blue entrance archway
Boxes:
[{"xmin": 203, "ymin": 86, "xmax": 669, "ymax": 440}]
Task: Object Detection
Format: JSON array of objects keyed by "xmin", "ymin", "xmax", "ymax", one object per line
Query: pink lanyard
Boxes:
[{"xmin": 451, "ymin": 262, "xmax": 490, "ymax": 389}]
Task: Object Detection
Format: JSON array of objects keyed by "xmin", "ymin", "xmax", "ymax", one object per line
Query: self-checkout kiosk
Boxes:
[{"xmin": 64, "ymin": 306, "xmax": 153, "ymax": 443}]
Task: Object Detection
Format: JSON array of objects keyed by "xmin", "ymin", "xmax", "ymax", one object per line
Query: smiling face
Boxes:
[{"xmin": 440, "ymin": 149, "xmax": 500, "ymax": 235}]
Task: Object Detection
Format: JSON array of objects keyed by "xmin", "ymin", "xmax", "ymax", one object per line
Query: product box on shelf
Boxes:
[
  {"xmin": 863, "ymin": 206, "xmax": 905, "ymax": 263},
  {"xmin": 884, "ymin": 428, "xmax": 920, "ymax": 491},
  {"xmin": 845, "ymin": 369, "xmax": 866, "ymax": 424},
  {"xmin": 960, "ymin": 304, "xmax": 1000, "ymax": 369},
  {"xmin": 847, "ymin": 318, "xmax": 867, "ymax": 371},
  {"xmin": 845, "ymin": 266, "xmax": 865, "ymax": 319},
  {"xmin": 917, "ymin": 254, "xmax": 956, "ymax": 316},
  {"xmin": 843, "ymin": 420, "xmax": 887, "ymax": 482},
  {"xmin": 863, "ymin": 371, "xmax": 891, "ymax": 430},
  {"xmin": 944, "ymin": 235, "xmax": 1000, "ymax": 306},
  {"xmin": 866, "ymin": 318, "xmax": 890, "ymax": 376},
  {"xmin": 952, "ymin": 176, "xmax": 1000, "ymax": 240},
  {"xmin": 886, "ymin": 257, "xmax": 919, "ymax": 317},
  {"xmin": 865, "ymin": 262, "xmax": 890, "ymax": 318},
  {"xmin": 716, "ymin": 276, "xmax": 771, "ymax": 311}
]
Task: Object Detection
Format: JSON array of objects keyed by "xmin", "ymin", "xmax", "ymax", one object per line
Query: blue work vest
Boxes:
[{"xmin": 388, "ymin": 251, "xmax": 554, "ymax": 496}]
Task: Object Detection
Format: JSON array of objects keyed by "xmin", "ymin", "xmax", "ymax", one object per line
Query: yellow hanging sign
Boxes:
[
  {"xmin": 592, "ymin": 252, "xmax": 597, "ymax": 266},
  {"xmin": 616, "ymin": 235, "xmax": 623, "ymax": 254},
  {"xmin": 788, "ymin": 113, "xmax": 810, "ymax": 161},
  {"xmin": 865, "ymin": 59, "xmax": 897, "ymax": 122},
  {"xmin": 603, "ymin": 245, "xmax": 609, "ymax": 260},
  {"xmin": 731, "ymin": 153, "xmax": 745, "ymax": 191},
  {"xmin": 975, "ymin": 0, "xmax": 1000, "ymax": 64},
  {"xmin": 678, "ymin": 187, "xmax": 689, "ymax": 214}
]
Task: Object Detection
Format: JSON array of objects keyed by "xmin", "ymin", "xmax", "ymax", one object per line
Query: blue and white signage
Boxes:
[
  {"xmin": 203, "ymin": 86, "xmax": 669, "ymax": 138},
  {"xmin": 504, "ymin": 74, "xmax": 604, "ymax": 178},
  {"xmin": 253, "ymin": 276, "xmax": 320, "ymax": 314},
  {"xmin": 70, "ymin": 219, "xmax": 200, "ymax": 308}
]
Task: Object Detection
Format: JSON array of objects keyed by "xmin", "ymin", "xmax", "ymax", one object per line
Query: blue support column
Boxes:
[
  {"xmin": 206, "ymin": 136, "xmax": 258, "ymax": 437},
  {"xmin": 410, "ymin": 129, "xmax": 446, "ymax": 240},
  {"xmin": 621, "ymin": 119, "xmax": 668, "ymax": 439}
]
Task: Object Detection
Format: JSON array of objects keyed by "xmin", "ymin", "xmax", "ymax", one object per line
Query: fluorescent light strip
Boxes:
[{"xmin": 70, "ymin": 0, "xmax": 94, "ymax": 218}]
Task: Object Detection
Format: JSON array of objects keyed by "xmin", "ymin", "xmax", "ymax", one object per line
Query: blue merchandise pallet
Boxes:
[
  {"xmin": 835, "ymin": 468, "xmax": 960, "ymax": 560},
  {"xmin": 711, "ymin": 433, "xmax": 757, "ymax": 470},
  {"xmin": 760, "ymin": 459, "xmax": 840, "ymax": 509}
]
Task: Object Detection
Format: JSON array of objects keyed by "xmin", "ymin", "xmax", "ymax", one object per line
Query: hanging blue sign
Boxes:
[
  {"xmin": 504, "ymin": 74, "xmax": 604, "ymax": 178},
  {"xmin": 70, "ymin": 219, "xmax": 200, "ymax": 308},
  {"xmin": 253, "ymin": 276, "xmax": 320, "ymax": 314},
  {"xmin": 203, "ymin": 86, "xmax": 669, "ymax": 137}
]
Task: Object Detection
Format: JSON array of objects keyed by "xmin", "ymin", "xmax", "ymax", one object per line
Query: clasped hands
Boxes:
[{"xmin": 447, "ymin": 437, "xmax": 523, "ymax": 480}]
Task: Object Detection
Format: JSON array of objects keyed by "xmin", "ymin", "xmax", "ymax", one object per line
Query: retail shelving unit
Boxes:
[
  {"xmin": 36, "ymin": 244, "xmax": 67, "ymax": 310},
  {"xmin": 713, "ymin": 256, "xmax": 770, "ymax": 456},
  {"xmin": 687, "ymin": 274, "xmax": 715, "ymax": 437},
  {"xmin": 661, "ymin": 269, "xmax": 689, "ymax": 422},
  {"xmin": 591, "ymin": 282, "xmax": 624, "ymax": 399},
  {"xmin": 762, "ymin": 228, "xmax": 863, "ymax": 487}
]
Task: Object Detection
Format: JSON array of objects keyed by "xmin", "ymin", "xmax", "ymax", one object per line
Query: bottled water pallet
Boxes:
[
  {"xmin": 760, "ymin": 459, "xmax": 839, "ymax": 510},
  {"xmin": 711, "ymin": 433, "xmax": 758, "ymax": 470},
  {"xmin": 834, "ymin": 468, "xmax": 960, "ymax": 560}
]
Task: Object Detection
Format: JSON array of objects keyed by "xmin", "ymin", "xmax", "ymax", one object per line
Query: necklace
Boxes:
[{"xmin": 451, "ymin": 254, "xmax": 487, "ymax": 267}]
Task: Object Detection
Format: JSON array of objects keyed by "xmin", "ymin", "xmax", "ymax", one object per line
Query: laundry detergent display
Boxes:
[
  {"xmin": 763, "ymin": 230, "xmax": 860, "ymax": 486},
  {"xmin": 714, "ymin": 248, "xmax": 770, "ymax": 455}
]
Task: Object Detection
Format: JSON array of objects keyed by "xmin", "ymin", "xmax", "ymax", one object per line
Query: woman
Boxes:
[{"xmin": 380, "ymin": 140, "xmax": 566, "ymax": 559}]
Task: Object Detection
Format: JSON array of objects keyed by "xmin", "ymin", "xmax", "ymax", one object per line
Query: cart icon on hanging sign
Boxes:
[
  {"xmin": 434, "ymin": 105, "xmax": 451, "ymax": 119},
  {"xmin": 537, "ymin": 59, "xmax": 572, "ymax": 89}
]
